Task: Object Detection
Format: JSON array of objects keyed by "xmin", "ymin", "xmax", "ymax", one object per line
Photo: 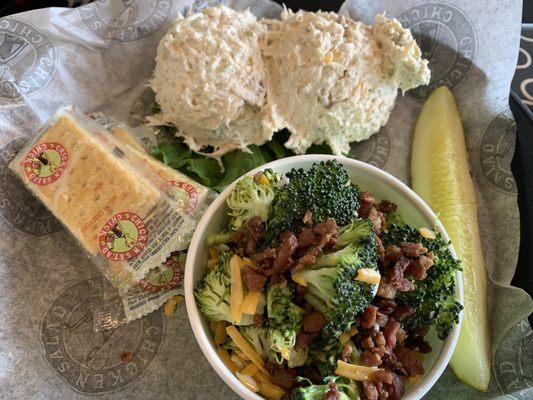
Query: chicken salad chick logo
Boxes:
[
  {"xmin": 23, "ymin": 142, "xmax": 68, "ymax": 185},
  {"xmin": 396, "ymin": 2, "xmax": 477, "ymax": 99},
  {"xmin": 0, "ymin": 17, "xmax": 57, "ymax": 100},
  {"xmin": 479, "ymin": 110, "xmax": 517, "ymax": 194},
  {"xmin": 348, "ymin": 127, "xmax": 391, "ymax": 169},
  {"xmin": 138, "ymin": 252, "xmax": 182, "ymax": 292},
  {"xmin": 41, "ymin": 276, "xmax": 164, "ymax": 394},
  {"xmin": 0, "ymin": 138, "xmax": 62, "ymax": 235},
  {"xmin": 78, "ymin": 0, "xmax": 172, "ymax": 42},
  {"xmin": 99, "ymin": 212, "xmax": 147, "ymax": 261},
  {"xmin": 165, "ymin": 181, "xmax": 198, "ymax": 214}
]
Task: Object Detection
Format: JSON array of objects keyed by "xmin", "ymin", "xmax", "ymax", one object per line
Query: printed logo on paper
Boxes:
[
  {"xmin": 41, "ymin": 276, "xmax": 164, "ymax": 394},
  {"xmin": 0, "ymin": 138, "xmax": 62, "ymax": 236},
  {"xmin": 396, "ymin": 2, "xmax": 477, "ymax": 99},
  {"xmin": 78, "ymin": 0, "xmax": 171, "ymax": 42},
  {"xmin": 348, "ymin": 127, "xmax": 391, "ymax": 169},
  {"xmin": 494, "ymin": 320, "xmax": 533, "ymax": 397},
  {"xmin": 0, "ymin": 17, "xmax": 57, "ymax": 100},
  {"xmin": 23, "ymin": 142, "xmax": 68, "ymax": 185},
  {"xmin": 183, "ymin": 0, "xmax": 228, "ymax": 15},
  {"xmin": 139, "ymin": 252, "xmax": 182, "ymax": 292},
  {"xmin": 480, "ymin": 110, "xmax": 517, "ymax": 194},
  {"xmin": 99, "ymin": 212, "xmax": 148, "ymax": 261},
  {"xmin": 165, "ymin": 181, "xmax": 198, "ymax": 214}
]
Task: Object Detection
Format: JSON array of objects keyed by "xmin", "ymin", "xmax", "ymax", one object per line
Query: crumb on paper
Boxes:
[
  {"xmin": 164, "ymin": 295, "xmax": 184, "ymax": 316},
  {"xmin": 120, "ymin": 351, "xmax": 134, "ymax": 364}
]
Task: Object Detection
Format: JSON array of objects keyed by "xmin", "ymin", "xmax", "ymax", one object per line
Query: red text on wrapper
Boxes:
[
  {"xmin": 164, "ymin": 180, "xmax": 198, "ymax": 214},
  {"xmin": 98, "ymin": 212, "xmax": 148, "ymax": 261},
  {"xmin": 23, "ymin": 142, "xmax": 68, "ymax": 185}
]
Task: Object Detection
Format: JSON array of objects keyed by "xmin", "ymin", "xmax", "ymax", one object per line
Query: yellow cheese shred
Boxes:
[
  {"xmin": 230, "ymin": 255, "xmax": 244, "ymax": 324},
  {"xmin": 335, "ymin": 360, "xmax": 381, "ymax": 382},
  {"xmin": 226, "ymin": 325, "xmax": 267, "ymax": 374},
  {"xmin": 355, "ymin": 268, "xmax": 381, "ymax": 285},
  {"xmin": 241, "ymin": 291, "xmax": 262, "ymax": 315},
  {"xmin": 216, "ymin": 348, "xmax": 239, "ymax": 375}
]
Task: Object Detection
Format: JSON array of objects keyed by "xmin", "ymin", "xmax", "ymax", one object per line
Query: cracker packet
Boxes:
[
  {"xmin": 9, "ymin": 107, "xmax": 195, "ymax": 292},
  {"xmin": 86, "ymin": 112, "xmax": 217, "ymax": 224},
  {"xmin": 94, "ymin": 251, "xmax": 186, "ymax": 331}
]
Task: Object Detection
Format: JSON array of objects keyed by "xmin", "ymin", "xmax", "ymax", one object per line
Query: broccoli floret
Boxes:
[
  {"xmin": 194, "ymin": 250, "xmax": 253, "ymax": 325},
  {"xmin": 240, "ymin": 326, "xmax": 273, "ymax": 361},
  {"xmin": 291, "ymin": 377, "xmax": 360, "ymax": 400},
  {"xmin": 298, "ymin": 264, "xmax": 375, "ymax": 339},
  {"xmin": 265, "ymin": 160, "xmax": 360, "ymax": 244},
  {"xmin": 206, "ymin": 231, "xmax": 234, "ymax": 246},
  {"xmin": 294, "ymin": 228, "xmax": 378, "ymax": 340},
  {"xmin": 266, "ymin": 282, "xmax": 302, "ymax": 362},
  {"xmin": 381, "ymin": 223, "xmax": 463, "ymax": 339},
  {"xmin": 287, "ymin": 347, "xmax": 309, "ymax": 368},
  {"xmin": 337, "ymin": 219, "xmax": 374, "ymax": 248},
  {"xmin": 260, "ymin": 168, "xmax": 283, "ymax": 187},
  {"xmin": 240, "ymin": 325, "xmax": 308, "ymax": 367},
  {"xmin": 226, "ymin": 173, "xmax": 278, "ymax": 231},
  {"xmin": 311, "ymin": 340, "xmax": 360, "ymax": 377}
]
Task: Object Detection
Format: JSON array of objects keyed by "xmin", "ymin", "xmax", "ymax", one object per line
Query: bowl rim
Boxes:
[{"xmin": 185, "ymin": 154, "xmax": 463, "ymax": 400}]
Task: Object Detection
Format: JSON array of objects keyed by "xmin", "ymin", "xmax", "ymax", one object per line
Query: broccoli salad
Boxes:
[{"xmin": 195, "ymin": 160, "xmax": 461, "ymax": 400}]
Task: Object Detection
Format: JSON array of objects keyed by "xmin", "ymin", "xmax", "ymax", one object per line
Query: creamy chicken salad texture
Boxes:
[{"xmin": 150, "ymin": 6, "xmax": 430, "ymax": 158}]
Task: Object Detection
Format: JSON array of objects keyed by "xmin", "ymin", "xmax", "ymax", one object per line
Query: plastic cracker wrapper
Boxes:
[
  {"xmin": 9, "ymin": 107, "xmax": 195, "ymax": 292},
  {"xmin": 94, "ymin": 251, "xmax": 186, "ymax": 332},
  {"xmin": 87, "ymin": 112, "xmax": 217, "ymax": 224}
]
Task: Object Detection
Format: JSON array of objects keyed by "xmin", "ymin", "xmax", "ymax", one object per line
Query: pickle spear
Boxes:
[{"xmin": 411, "ymin": 86, "xmax": 490, "ymax": 390}]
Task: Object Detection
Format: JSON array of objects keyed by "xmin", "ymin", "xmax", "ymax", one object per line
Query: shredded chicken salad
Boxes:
[
  {"xmin": 150, "ymin": 6, "xmax": 430, "ymax": 159},
  {"xmin": 150, "ymin": 6, "xmax": 273, "ymax": 157}
]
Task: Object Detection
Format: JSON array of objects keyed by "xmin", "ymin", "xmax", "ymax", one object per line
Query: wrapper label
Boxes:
[
  {"xmin": 23, "ymin": 142, "xmax": 68, "ymax": 185},
  {"xmin": 98, "ymin": 212, "xmax": 148, "ymax": 261}
]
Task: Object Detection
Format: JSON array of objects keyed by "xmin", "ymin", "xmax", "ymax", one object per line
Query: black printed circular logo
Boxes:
[
  {"xmin": 183, "ymin": 0, "xmax": 228, "ymax": 15},
  {"xmin": 494, "ymin": 320, "xmax": 533, "ymax": 397},
  {"xmin": 0, "ymin": 138, "xmax": 62, "ymax": 236},
  {"xmin": 0, "ymin": 18, "xmax": 57, "ymax": 100},
  {"xmin": 480, "ymin": 111, "xmax": 517, "ymax": 194},
  {"xmin": 41, "ymin": 276, "xmax": 164, "ymax": 394},
  {"xmin": 396, "ymin": 2, "xmax": 477, "ymax": 99},
  {"xmin": 348, "ymin": 127, "xmax": 391, "ymax": 169},
  {"xmin": 78, "ymin": 0, "xmax": 172, "ymax": 42}
]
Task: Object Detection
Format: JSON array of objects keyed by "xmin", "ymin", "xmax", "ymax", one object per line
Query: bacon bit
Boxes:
[
  {"xmin": 377, "ymin": 199, "xmax": 397, "ymax": 214},
  {"xmin": 417, "ymin": 255, "xmax": 434, "ymax": 270},
  {"xmin": 377, "ymin": 281, "xmax": 397, "ymax": 299},
  {"xmin": 253, "ymin": 314, "xmax": 264, "ymax": 327},
  {"xmin": 394, "ymin": 346, "xmax": 425, "ymax": 375},
  {"xmin": 368, "ymin": 207, "xmax": 384, "ymax": 233},
  {"xmin": 361, "ymin": 350, "xmax": 382, "ymax": 367},
  {"xmin": 323, "ymin": 382, "xmax": 340, "ymax": 400},
  {"xmin": 297, "ymin": 228, "xmax": 317, "ymax": 248},
  {"xmin": 399, "ymin": 242, "xmax": 428, "ymax": 257},
  {"xmin": 358, "ymin": 191, "xmax": 375, "ymax": 218},
  {"xmin": 383, "ymin": 318, "xmax": 401, "ymax": 349},
  {"xmin": 295, "ymin": 332, "xmax": 318, "ymax": 351},
  {"xmin": 303, "ymin": 312, "xmax": 327, "ymax": 333},
  {"xmin": 120, "ymin": 351, "xmax": 134, "ymax": 364},
  {"xmin": 361, "ymin": 305, "xmax": 378, "ymax": 329},
  {"xmin": 385, "ymin": 245, "xmax": 403, "ymax": 263},
  {"xmin": 272, "ymin": 368, "xmax": 296, "ymax": 389},
  {"xmin": 405, "ymin": 260, "xmax": 427, "ymax": 280},
  {"xmin": 312, "ymin": 219, "xmax": 338, "ymax": 236}
]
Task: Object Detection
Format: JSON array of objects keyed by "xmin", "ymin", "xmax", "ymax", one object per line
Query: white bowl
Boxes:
[{"xmin": 185, "ymin": 155, "xmax": 463, "ymax": 400}]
